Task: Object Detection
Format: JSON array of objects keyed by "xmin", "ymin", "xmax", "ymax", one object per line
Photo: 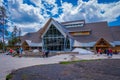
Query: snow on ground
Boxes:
[
  {"xmin": 0, "ymin": 53, "xmax": 120, "ymax": 80},
  {"xmin": 72, "ymin": 48, "xmax": 94, "ymax": 54},
  {"xmin": 33, "ymin": 49, "xmax": 39, "ymax": 53}
]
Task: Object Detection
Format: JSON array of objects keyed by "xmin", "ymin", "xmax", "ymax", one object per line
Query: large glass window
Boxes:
[
  {"xmin": 66, "ymin": 38, "xmax": 70, "ymax": 49},
  {"xmin": 43, "ymin": 24, "xmax": 65, "ymax": 51},
  {"xmin": 43, "ymin": 24, "xmax": 71, "ymax": 51},
  {"xmin": 44, "ymin": 24, "xmax": 62, "ymax": 37}
]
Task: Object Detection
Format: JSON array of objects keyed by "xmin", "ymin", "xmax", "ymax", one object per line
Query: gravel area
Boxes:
[{"xmin": 10, "ymin": 59, "xmax": 120, "ymax": 80}]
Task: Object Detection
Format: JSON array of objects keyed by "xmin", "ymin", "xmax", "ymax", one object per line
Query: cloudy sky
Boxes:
[{"xmin": 1, "ymin": 0, "xmax": 120, "ymax": 35}]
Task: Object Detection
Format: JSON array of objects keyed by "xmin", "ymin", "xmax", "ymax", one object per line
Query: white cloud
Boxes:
[
  {"xmin": 30, "ymin": 0, "xmax": 41, "ymax": 7},
  {"xmin": 3, "ymin": 0, "xmax": 120, "ymax": 36},
  {"xmin": 62, "ymin": 2, "xmax": 73, "ymax": 13},
  {"xmin": 5, "ymin": 0, "xmax": 59, "ymax": 35},
  {"xmin": 0, "ymin": 0, "xmax": 3, "ymax": 6},
  {"xmin": 4, "ymin": 0, "xmax": 45, "ymax": 35},
  {"xmin": 51, "ymin": 4, "xmax": 59, "ymax": 15},
  {"xmin": 42, "ymin": 0, "xmax": 59, "ymax": 16},
  {"xmin": 44, "ymin": 0, "xmax": 56, "ymax": 5},
  {"xmin": 58, "ymin": 0, "xmax": 120, "ymax": 23},
  {"xmin": 13, "ymin": 22, "xmax": 43, "ymax": 35},
  {"xmin": 99, "ymin": 1, "xmax": 120, "ymax": 22}
]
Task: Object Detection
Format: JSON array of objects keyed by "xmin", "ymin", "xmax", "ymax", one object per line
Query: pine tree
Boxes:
[
  {"xmin": 8, "ymin": 26, "xmax": 21, "ymax": 47},
  {"xmin": 0, "ymin": 6, "xmax": 7, "ymax": 52}
]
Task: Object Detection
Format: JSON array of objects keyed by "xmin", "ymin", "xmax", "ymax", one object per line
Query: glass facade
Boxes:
[
  {"xmin": 65, "ymin": 38, "xmax": 70, "ymax": 49},
  {"xmin": 43, "ymin": 24, "xmax": 71, "ymax": 51}
]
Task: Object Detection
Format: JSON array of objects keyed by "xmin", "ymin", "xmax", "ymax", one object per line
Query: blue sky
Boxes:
[{"xmin": 1, "ymin": 0, "xmax": 120, "ymax": 35}]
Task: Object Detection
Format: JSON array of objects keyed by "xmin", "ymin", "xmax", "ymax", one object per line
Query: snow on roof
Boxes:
[
  {"xmin": 25, "ymin": 40, "xmax": 31, "ymax": 44},
  {"xmin": 25, "ymin": 40, "xmax": 42, "ymax": 47},
  {"xmin": 114, "ymin": 41, "xmax": 120, "ymax": 45},
  {"xmin": 110, "ymin": 42, "xmax": 115, "ymax": 47},
  {"xmin": 29, "ymin": 43, "xmax": 42, "ymax": 47}
]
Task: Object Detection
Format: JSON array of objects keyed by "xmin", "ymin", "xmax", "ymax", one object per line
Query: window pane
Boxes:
[{"xmin": 43, "ymin": 24, "xmax": 65, "ymax": 51}]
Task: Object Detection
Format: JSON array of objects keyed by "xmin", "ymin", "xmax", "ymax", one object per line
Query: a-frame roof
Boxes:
[
  {"xmin": 41, "ymin": 18, "xmax": 70, "ymax": 38},
  {"xmin": 94, "ymin": 38, "xmax": 112, "ymax": 47}
]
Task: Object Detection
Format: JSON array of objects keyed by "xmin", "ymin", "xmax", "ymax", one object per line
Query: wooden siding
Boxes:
[
  {"xmin": 112, "ymin": 46, "xmax": 120, "ymax": 52},
  {"xmin": 70, "ymin": 31, "xmax": 90, "ymax": 36},
  {"xmin": 22, "ymin": 41, "xmax": 30, "ymax": 50},
  {"xmin": 94, "ymin": 38, "xmax": 112, "ymax": 53}
]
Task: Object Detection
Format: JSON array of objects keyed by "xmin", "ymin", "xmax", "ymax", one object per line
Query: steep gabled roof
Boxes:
[
  {"xmin": 110, "ymin": 26, "xmax": 120, "ymax": 41},
  {"xmin": 20, "ymin": 28, "xmax": 42, "ymax": 43},
  {"xmin": 67, "ymin": 21, "xmax": 114, "ymax": 43},
  {"xmin": 24, "ymin": 40, "xmax": 42, "ymax": 47},
  {"xmin": 72, "ymin": 35, "xmax": 97, "ymax": 43},
  {"xmin": 40, "ymin": 18, "xmax": 53, "ymax": 36},
  {"xmin": 20, "ymin": 18, "xmax": 72, "ymax": 43},
  {"xmin": 41, "ymin": 18, "xmax": 71, "ymax": 38},
  {"xmin": 20, "ymin": 18, "xmax": 119, "ymax": 46},
  {"xmin": 94, "ymin": 38, "xmax": 112, "ymax": 47}
]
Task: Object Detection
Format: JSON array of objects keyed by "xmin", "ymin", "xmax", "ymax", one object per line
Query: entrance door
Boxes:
[{"xmin": 94, "ymin": 38, "xmax": 112, "ymax": 53}]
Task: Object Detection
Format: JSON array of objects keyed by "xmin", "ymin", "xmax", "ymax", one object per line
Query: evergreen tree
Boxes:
[
  {"xmin": 0, "ymin": 41, "xmax": 3, "ymax": 49},
  {"xmin": 0, "ymin": 6, "xmax": 8, "ymax": 52},
  {"xmin": 8, "ymin": 26, "xmax": 21, "ymax": 46},
  {"xmin": 18, "ymin": 28, "xmax": 21, "ymax": 43}
]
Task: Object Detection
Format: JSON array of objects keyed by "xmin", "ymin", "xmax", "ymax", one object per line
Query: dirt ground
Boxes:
[{"xmin": 10, "ymin": 59, "xmax": 120, "ymax": 80}]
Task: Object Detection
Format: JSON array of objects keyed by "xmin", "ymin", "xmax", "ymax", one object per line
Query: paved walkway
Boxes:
[{"xmin": 0, "ymin": 53, "xmax": 120, "ymax": 80}]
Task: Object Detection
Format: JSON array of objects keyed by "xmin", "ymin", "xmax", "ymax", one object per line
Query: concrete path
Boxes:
[{"xmin": 0, "ymin": 53, "xmax": 120, "ymax": 80}]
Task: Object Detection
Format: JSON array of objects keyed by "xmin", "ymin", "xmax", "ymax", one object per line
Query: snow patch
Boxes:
[
  {"xmin": 33, "ymin": 49, "xmax": 39, "ymax": 53},
  {"xmin": 72, "ymin": 48, "xmax": 94, "ymax": 55}
]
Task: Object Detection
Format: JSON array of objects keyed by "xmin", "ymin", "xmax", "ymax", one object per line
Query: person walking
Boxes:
[
  {"xmin": 108, "ymin": 48, "xmax": 113, "ymax": 58},
  {"xmin": 106, "ymin": 49, "xmax": 109, "ymax": 56},
  {"xmin": 12, "ymin": 48, "xmax": 19, "ymax": 57},
  {"xmin": 19, "ymin": 47, "xmax": 23, "ymax": 57},
  {"xmin": 97, "ymin": 48, "xmax": 102, "ymax": 56},
  {"xmin": 6, "ymin": 48, "xmax": 13, "ymax": 55},
  {"xmin": 45, "ymin": 50, "xmax": 49, "ymax": 57}
]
